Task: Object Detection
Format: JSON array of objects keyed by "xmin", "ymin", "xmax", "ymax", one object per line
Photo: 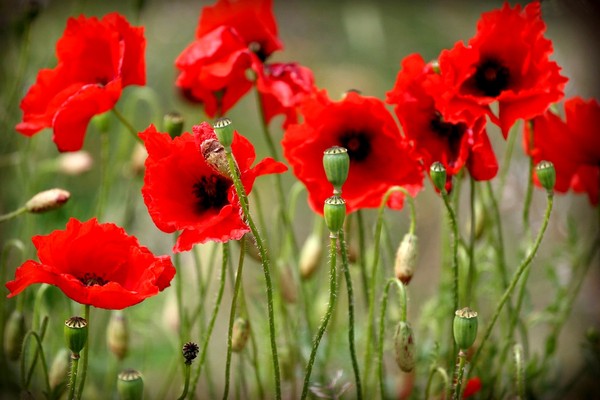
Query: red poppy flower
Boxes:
[
  {"xmin": 463, "ymin": 377, "xmax": 482, "ymax": 398},
  {"xmin": 387, "ymin": 53, "xmax": 498, "ymax": 186},
  {"xmin": 16, "ymin": 13, "xmax": 146, "ymax": 152},
  {"xmin": 196, "ymin": 0, "xmax": 282, "ymax": 60},
  {"xmin": 257, "ymin": 62, "xmax": 315, "ymax": 128},
  {"xmin": 140, "ymin": 122, "xmax": 287, "ymax": 252},
  {"xmin": 5, "ymin": 218, "xmax": 175, "ymax": 310},
  {"xmin": 430, "ymin": 1, "xmax": 567, "ymax": 137},
  {"xmin": 282, "ymin": 90, "xmax": 423, "ymax": 215},
  {"xmin": 175, "ymin": 26, "xmax": 260, "ymax": 118},
  {"xmin": 526, "ymin": 97, "xmax": 600, "ymax": 205}
]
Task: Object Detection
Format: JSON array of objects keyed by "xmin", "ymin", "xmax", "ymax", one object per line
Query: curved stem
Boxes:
[
  {"xmin": 21, "ymin": 317, "xmax": 50, "ymax": 392},
  {"xmin": 76, "ymin": 305, "xmax": 91, "ymax": 398},
  {"xmin": 25, "ymin": 312, "xmax": 49, "ymax": 387},
  {"xmin": 425, "ymin": 366, "xmax": 450, "ymax": 400},
  {"xmin": 111, "ymin": 108, "xmax": 141, "ymax": 143},
  {"xmin": 452, "ymin": 350, "xmax": 467, "ymax": 400},
  {"xmin": 177, "ymin": 364, "xmax": 192, "ymax": 400},
  {"xmin": 0, "ymin": 207, "xmax": 27, "ymax": 223},
  {"xmin": 300, "ymin": 235, "xmax": 338, "ymax": 400}
]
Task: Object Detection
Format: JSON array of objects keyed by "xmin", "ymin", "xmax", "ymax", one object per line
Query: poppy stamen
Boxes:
[
  {"xmin": 339, "ymin": 132, "xmax": 371, "ymax": 162},
  {"xmin": 192, "ymin": 175, "xmax": 231, "ymax": 213}
]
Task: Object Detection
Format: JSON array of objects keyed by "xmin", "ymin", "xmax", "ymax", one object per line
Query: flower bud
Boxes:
[
  {"xmin": 536, "ymin": 160, "xmax": 555, "ymax": 192},
  {"xmin": 453, "ymin": 307, "xmax": 478, "ymax": 350},
  {"xmin": 213, "ymin": 117, "xmax": 234, "ymax": 148},
  {"xmin": 48, "ymin": 348, "xmax": 70, "ymax": 390},
  {"xmin": 394, "ymin": 233, "xmax": 418, "ymax": 285},
  {"xmin": 324, "ymin": 195, "xmax": 346, "ymax": 235},
  {"xmin": 430, "ymin": 162, "xmax": 447, "ymax": 192},
  {"xmin": 130, "ymin": 143, "xmax": 148, "ymax": 176},
  {"xmin": 278, "ymin": 264, "xmax": 297, "ymax": 304},
  {"xmin": 394, "ymin": 321, "xmax": 416, "ymax": 372},
  {"xmin": 200, "ymin": 138, "xmax": 230, "ymax": 177},
  {"xmin": 231, "ymin": 318, "xmax": 250, "ymax": 353},
  {"xmin": 25, "ymin": 188, "xmax": 70, "ymax": 214},
  {"xmin": 299, "ymin": 233, "xmax": 323, "ymax": 280},
  {"xmin": 182, "ymin": 342, "xmax": 199, "ymax": 365},
  {"xmin": 117, "ymin": 369, "xmax": 144, "ymax": 400},
  {"xmin": 323, "ymin": 146, "xmax": 349, "ymax": 193},
  {"xmin": 163, "ymin": 112, "xmax": 184, "ymax": 138},
  {"xmin": 107, "ymin": 311, "xmax": 129, "ymax": 360},
  {"xmin": 64, "ymin": 316, "xmax": 88, "ymax": 355},
  {"xmin": 4, "ymin": 310, "xmax": 26, "ymax": 361},
  {"xmin": 57, "ymin": 151, "xmax": 93, "ymax": 176}
]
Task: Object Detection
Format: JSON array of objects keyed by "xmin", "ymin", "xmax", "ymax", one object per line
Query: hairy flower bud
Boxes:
[
  {"xmin": 536, "ymin": 160, "xmax": 556, "ymax": 192},
  {"xmin": 453, "ymin": 307, "xmax": 478, "ymax": 350},
  {"xmin": 299, "ymin": 233, "xmax": 323, "ymax": 279},
  {"xmin": 163, "ymin": 112, "xmax": 184, "ymax": 138},
  {"xmin": 323, "ymin": 146, "xmax": 349, "ymax": 194},
  {"xmin": 430, "ymin": 162, "xmax": 447, "ymax": 192},
  {"xmin": 394, "ymin": 321, "xmax": 416, "ymax": 372},
  {"xmin": 49, "ymin": 348, "xmax": 70, "ymax": 390},
  {"xmin": 107, "ymin": 311, "xmax": 129, "ymax": 360},
  {"xmin": 324, "ymin": 195, "xmax": 346, "ymax": 235},
  {"xmin": 231, "ymin": 318, "xmax": 250, "ymax": 353},
  {"xmin": 4, "ymin": 310, "xmax": 26, "ymax": 361},
  {"xmin": 213, "ymin": 117, "xmax": 234, "ymax": 148},
  {"xmin": 64, "ymin": 316, "xmax": 88, "ymax": 355},
  {"xmin": 117, "ymin": 369, "xmax": 144, "ymax": 400},
  {"xmin": 25, "ymin": 189, "xmax": 70, "ymax": 214},
  {"xmin": 394, "ymin": 233, "xmax": 418, "ymax": 285}
]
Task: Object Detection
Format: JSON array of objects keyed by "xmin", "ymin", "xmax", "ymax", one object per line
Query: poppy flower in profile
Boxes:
[
  {"xmin": 282, "ymin": 90, "xmax": 423, "ymax": 215},
  {"xmin": 387, "ymin": 53, "xmax": 498, "ymax": 188},
  {"xmin": 16, "ymin": 13, "xmax": 146, "ymax": 152},
  {"xmin": 430, "ymin": 1, "xmax": 567, "ymax": 137},
  {"xmin": 5, "ymin": 218, "xmax": 175, "ymax": 310},
  {"xmin": 140, "ymin": 122, "xmax": 287, "ymax": 252},
  {"xmin": 256, "ymin": 62, "xmax": 315, "ymax": 128},
  {"xmin": 526, "ymin": 97, "xmax": 600, "ymax": 205}
]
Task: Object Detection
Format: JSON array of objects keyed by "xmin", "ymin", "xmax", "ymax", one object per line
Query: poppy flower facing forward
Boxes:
[
  {"xmin": 5, "ymin": 218, "xmax": 175, "ymax": 310},
  {"xmin": 16, "ymin": 13, "xmax": 146, "ymax": 152},
  {"xmin": 526, "ymin": 97, "xmax": 600, "ymax": 205},
  {"xmin": 282, "ymin": 90, "xmax": 423, "ymax": 215},
  {"xmin": 387, "ymin": 53, "xmax": 498, "ymax": 186},
  {"xmin": 431, "ymin": 1, "xmax": 567, "ymax": 136},
  {"xmin": 140, "ymin": 122, "xmax": 287, "ymax": 252}
]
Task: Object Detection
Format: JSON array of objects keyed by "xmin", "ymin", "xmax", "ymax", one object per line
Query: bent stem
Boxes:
[
  {"xmin": 20, "ymin": 324, "xmax": 50, "ymax": 394},
  {"xmin": 111, "ymin": 108, "xmax": 141, "ymax": 143},
  {"xmin": 0, "ymin": 207, "xmax": 27, "ymax": 223},
  {"xmin": 425, "ymin": 366, "xmax": 450, "ymax": 400},
  {"xmin": 178, "ymin": 363, "xmax": 192, "ymax": 400},
  {"xmin": 452, "ymin": 350, "xmax": 468, "ymax": 400}
]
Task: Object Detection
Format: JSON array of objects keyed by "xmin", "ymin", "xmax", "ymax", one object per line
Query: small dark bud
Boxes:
[
  {"xmin": 4, "ymin": 310, "xmax": 26, "ymax": 361},
  {"xmin": 163, "ymin": 112, "xmax": 184, "ymax": 138},
  {"xmin": 117, "ymin": 369, "xmax": 144, "ymax": 400},
  {"xmin": 324, "ymin": 195, "xmax": 346, "ymax": 235},
  {"xmin": 323, "ymin": 146, "xmax": 350, "ymax": 194},
  {"xmin": 182, "ymin": 342, "xmax": 199, "ymax": 365},
  {"xmin": 453, "ymin": 307, "xmax": 478, "ymax": 350},
  {"xmin": 394, "ymin": 321, "xmax": 416, "ymax": 372},
  {"xmin": 64, "ymin": 316, "xmax": 88, "ymax": 355},
  {"xmin": 536, "ymin": 160, "xmax": 556, "ymax": 192},
  {"xmin": 430, "ymin": 162, "xmax": 447, "ymax": 192},
  {"xmin": 213, "ymin": 117, "xmax": 234, "ymax": 148}
]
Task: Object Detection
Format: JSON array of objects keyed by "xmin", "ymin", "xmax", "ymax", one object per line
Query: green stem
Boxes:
[
  {"xmin": 0, "ymin": 207, "xmax": 27, "ymax": 222},
  {"xmin": 300, "ymin": 235, "xmax": 338, "ymax": 400},
  {"xmin": 356, "ymin": 210, "xmax": 369, "ymax": 307},
  {"xmin": 514, "ymin": 344, "xmax": 525, "ymax": 399},
  {"xmin": 0, "ymin": 240, "xmax": 25, "ymax": 365},
  {"xmin": 76, "ymin": 304, "xmax": 91, "ymax": 398},
  {"xmin": 21, "ymin": 317, "xmax": 50, "ymax": 392},
  {"xmin": 224, "ymin": 149, "xmax": 281, "ymax": 399},
  {"xmin": 173, "ymin": 242, "xmax": 187, "ymax": 351},
  {"xmin": 67, "ymin": 354, "xmax": 80, "ymax": 400},
  {"xmin": 25, "ymin": 311, "xmax": 49, "ymax": 387},
  {"xmin": 177, "ymin": 364, "xmax": 191, "ymax": 400},
  {"xmin": 452, "ymin": 350, "xmax": 467, "ymax": 400},
  {"xmin": 466, "ymin": 177, "xmax": 476, "ymax": 305},
  {"xmin": 498, "ymin": 121, "xmax": 519, "ymax": 195},
  {"xmin": 95, "ymin": 129, "xmax": 110, "ymax": 220},
  {"xmin": 522, "ymin": 122, "xmax": 535, "ymax": 235},
  {"xmin": 111, "ymin": 108, "xmax": 141, "ymax": 142},
  {"xmin": 441, "ymin": 189, "xmax": 460, "ymax": 312},
  {"xmin": 424, "ymin": 366, "xmax": 450, "ymax": 400}
]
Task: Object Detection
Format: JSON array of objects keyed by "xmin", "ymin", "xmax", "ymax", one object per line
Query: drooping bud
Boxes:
[
  {"xmin": 64, "ymin": 316, "xmax": 88, "ymax": 355},
  {"xmin": 324, "ymin": 195, "xmax": 346, "ymax": 235},
  {"xmin": 535, "ymin": 160, "xmax": 556, "ymax": 193},
  {"xmin": 163, "ymin": 112, "xmax": 184, "ymax": 138},
  {"xmin": 430, "ymin": 162, "xmax": 447, "ymax": 192},
  {"xmin": 453, "ymin": 307, "xmax": 478, "ymax": 350},
  {"xmin": 231, "ymin": 318, "xmax": 250, "ymax": 353},
  {"xmin": 182, "ymin": 342, "xmax": 199, "ymax": 365},
  {"xmin": 25, "ymin": 189, "xmax": 70, "ymax": 214},
  {"xmin": 323, "ymin": 146, "xmax": 350, "ymax": 194},
  {"xmin": 107, "ymin": 311, "xmax": 129, "ymax": 360},
  {"xmin": 48, "ymin": 348, "xmax": 70, "ymax": 390},
  {"xmin": 213, "ymin": 117, "xmax": 234, "ymax": 148},
  {"xmin": 299, "ymin": 233, "xmax": 323, "ymax": 280},
  {"xmin": 4, "ymin": 310, "xmax": 26, "ymax": 361},
  {"xmin": 117, "ymin": 369, "xmax": 144, "ymax": 400},
  {"xmin": 57, "ymin": 151, "xmax": 93, "ymax": 176},
  {"xmin": 394, "ymin": 321, "xmax": 416, "ymax": 372},
  {"xmin": 200, "ymin": 138, "xmax": 230, "ymax": 177},
  {"xmin": 394, "ymin": 233, "xmax": 418, "ymax": 285}
]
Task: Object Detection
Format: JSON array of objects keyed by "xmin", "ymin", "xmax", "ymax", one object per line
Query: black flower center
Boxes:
[
  {"xmin": 79, "ymin": 273, "xmax": 108, "ymax": 287},
  {"xmin": 430, "ymin": 112, "xmax": 467, "ymax": 167},
  {"xmin": 474, "ymin": 58, "xmax": 510, "ymax": 97},
  {"xmin": 249, "ymin": 41, "xmax": 268, "ymax": 62},
  {"xmin": 192, "ymin": 174, "xmax": 231, "ymax": 213},
  {"xmin": 339, "ymin": 131, "xmax": 371, "ymax": 162}
]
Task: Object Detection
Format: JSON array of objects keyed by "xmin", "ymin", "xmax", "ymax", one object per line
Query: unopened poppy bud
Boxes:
[
  {"xmin": 536, "ymin": 160, "xmax": 555, "ymax": 192},
  {"xmin": 163, "ymin": 112, "xmax": 184, "ymax": 138},
  {"xmin": 49, "ymin": 348, "xmax": 70, "ymax": 390},
  {"xmin": 453, "ymin": 307, "xmax": 478, "ymax": 350},
  {"xmin": 182, "ymin": 342, "xmax": 199, "ymax": 365},
  {"xmin": 64, "ymin": 316, "xmax": 88, "ymax": 355},
  {"xmin": 200, "ymin": 138, "xmax": 230, "ymax": 177},
  {"xmin": 92, "ymin": 111, "xmax": 111, "ymax": 133},
  {"xmin": 107, "ymin": 311, "xmax": 129, "ymax": 360},
  {"xmin": 57, "ymin": 151, "xmax": 93, "ymax": 176},
  {"xmin": 130, "ymin": 143, "xmax": 148, "ymax": 176},
  {"xmin": 4, "ymin": 310, "xmax": 26, "ymax": 361},
  {"xmin": 323, "ymin": 146, "xmax": 350, "ymax": 193},
  {"xmin": 213, "ymin": 117, "xmax": 234, "ymax": 148},
  {"xmin": 231, "ymin": 318, "xmax": 250, "ymax": 352},
  {"xmin": 117, "ymin": 369, "xmax": 144, "ymax": 400},
  {"xmin": 394, "ymin": 233, "xmax": 418, "ymax": 285},
  {"xmin": 25, "ymin": 188, "xmax": 70, "ymax": 214},
  {"xmin": 430, "ymin": 162, "xmax": 447, "ymax": 192},
  {"xmin": 394, "ymin": 321, "xmax": 416, "ymax": 372},
  {"xmin": 278, "ymin": 264, "xmax": 297, "ymax": 303},
  {"xmin": 299, "ymin": 233, "xmax": 323, "ymax": 279},
  {"xmin": 324, "ymin": 196, "xmax": 346, "ymax": 235}
]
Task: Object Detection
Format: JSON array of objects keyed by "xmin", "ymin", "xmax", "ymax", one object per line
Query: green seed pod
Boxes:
[
  {"xmin": 324, "ymin": 195, "xmax": 346, "ymax": 235},
  {"xmin": 48, "ymin": 348, "xmax": 70, "ymax": 390},
  {"xmin": 394, "ymin": 321, "xmax": 416, "ymax": 372},
  {"xmin": 231, "ymin": 318, "xmax": 250, "ymax": 352},
  {"xmin": 117, "ymin": 369, "xmax": 144, "ymax": 400},
  {"xmin": 394, "ymin": 233, "xmax": 418, "ymax": 285},
  {"xmin": 430, "ymin": 161, "xmax": 447, "ymax": 192},
  {"xmin": 299, "ymin": 233, "xmax": 323, "ymax": 280},
  {"xmin": 107, "ymin": 311, "xmax": 129, "ymax": 360},
  {"xmin": 4, "ymin": 310, "xmax": 26, "ymax": 361},
  {"xmin": 213, "ymin": 117, "xmax": 234, "ymax": 148},
  {"xmin": 323, "ymin": 146, "xmax": 350, "ymax": 193},
  {"xmin": 536, "ymin": 160, "xmax": 556, "ymax": 192},
  {"xmin": 64, "ymin": 316, "xmax": 88, "ymax": 355},
  {"xmin": 163, "ymin": 112, "xmax": 184, "ymax": 138},
  {"xmin": 453, "ymin": 307, "xmax": 478, "ymax": 350}
]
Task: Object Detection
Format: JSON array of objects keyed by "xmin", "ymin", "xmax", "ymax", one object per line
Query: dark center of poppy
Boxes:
[
  {"xmin": 430, "ymin": 112, "xmax": 467, "ymax": 167},
  {"xmin": 249, "ymin": 41, "xmax": 268, "ymax": 62},
  {"xmin": 474, "ymin": 59, "xmax": 510, "ymax": 97},
  {"xmin": 339, "ymin": 131, "xmax": 371, "ymax": 162},
  {"xmin": 79, "ymin": 273, "xmax": 108, "ymax": 287},
  {"xmin": 192, "ymin": 174, "xmax": 231, "ymax": 213}
]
